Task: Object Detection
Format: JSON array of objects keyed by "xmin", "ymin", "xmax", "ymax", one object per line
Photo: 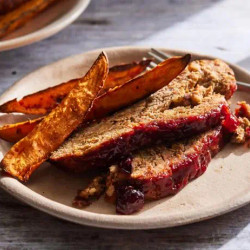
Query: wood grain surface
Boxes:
[{"xmin": 0, "ymin": 0, "xmax": 249, "ymax": 249}]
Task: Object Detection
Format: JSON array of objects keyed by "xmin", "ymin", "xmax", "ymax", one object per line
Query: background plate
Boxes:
[
  {"xmin": 0, "ymin": 0, "xmax": 90, "ymax": 51},
  {"xmin": 0, "ymin": 47, "xmax": 249, "ymax": 229}
]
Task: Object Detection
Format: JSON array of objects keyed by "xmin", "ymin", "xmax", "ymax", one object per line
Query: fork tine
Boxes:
[
  {"xmin": 149, "ymin": 61, "xmax": 158, "ymax": 67},
  {"xmin": 236, "ymin": 81, "xmax": 250, "ymax": 88},
  {"xmin": 143, "ymin": 57, "xmax": 157, "ymax": 70},
  {"xmin": 151, "ymin": 48, "xmax": 173, "ymax": 59},
  {"xmin": 148, "ymin": 51, "xmax": 165, "ymax": 63},
  {"xmin": 148, "ymin": 61, "xmax": 158, "ymax": 70}
]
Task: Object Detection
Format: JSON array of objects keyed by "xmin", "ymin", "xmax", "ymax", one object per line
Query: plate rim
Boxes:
[
  {"xmin": 0, "ymin": 0, "xmax": 91, "ymax": 51},
  {"xmin": 0, "ymin": 46, "xmax": 249, "ymax": 229}
]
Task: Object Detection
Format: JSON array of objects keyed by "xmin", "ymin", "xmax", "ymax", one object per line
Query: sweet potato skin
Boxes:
[
  {"xmin": 0, "ymin": 117, "xmax": 42, "ymax": 143},
  {"xmin": 0, "ymin": 60, "xmax": 151, "ymax": 115},
  {"xmin": 0, "ymin": 0, "xmax": 59, "ymax": 39},
  {"xmin": 0, "ymin": 56, "xmax": 189, "ymax": 143},
  {"xmin": 104, "ymin": 59, "xmax": 151, "ymax": 92},
  {"xmin": 0, "ymin": 79, "xmax": 76, "ymax": 115},
  {"xmin": 88, "ymin": 54, "xmax": 191, "ymax": 120},
  {"xmin": 1, "ymin": 52, "xmax": 108, "ymax": 181}
]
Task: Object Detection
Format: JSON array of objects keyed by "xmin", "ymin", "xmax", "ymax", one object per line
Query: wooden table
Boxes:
[{"xmin": 0, "ymin": 0, "xmax": 249, "ymax": 249}]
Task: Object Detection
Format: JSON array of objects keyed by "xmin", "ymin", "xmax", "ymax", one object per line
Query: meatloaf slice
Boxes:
[
  {"xmin": 50, "ymin": 59, "xmax": 236, "ymax": 171},
  {"xmin": 106, "ymin": 126, "xmax": 226, "ymax": 214},
  {"xmin": 51, "ymin": 94, "xmax": 229, "ymax": 171}
]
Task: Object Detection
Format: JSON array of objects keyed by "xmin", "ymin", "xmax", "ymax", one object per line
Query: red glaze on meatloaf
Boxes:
[
  {"xmin": 51, "ymin": 95, "xmax": 230, "ymax": 172},
  {"xmin": 106, "ymin": 126, "xmax": 228, "ymax": 214}
]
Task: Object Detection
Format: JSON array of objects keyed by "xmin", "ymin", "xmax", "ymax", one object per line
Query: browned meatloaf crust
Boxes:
[
  {"xmin": 0, "ymin": 0, "xmax": 29, "ymax": 15},
  {"xmin": 50, "ymin": 59, "xmax": 236, "ymax": 171},
  {"xmin": 106, "ymin": 126, "xmax": 226, "ymax": 214}
]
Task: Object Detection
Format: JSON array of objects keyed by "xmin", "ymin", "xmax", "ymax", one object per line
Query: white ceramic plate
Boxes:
[
  {"xmin": 0, "ymin": 0, "xmax": 90, "ymax": 51},
  {"xmin": 0, "ymin": 47, "xmax": 249, "ymax": 229}
]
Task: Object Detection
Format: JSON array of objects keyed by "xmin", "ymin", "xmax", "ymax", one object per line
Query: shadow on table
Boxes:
[{"xmin": 0, "ymin": 188, "xmax": 248, "ymax": 249}]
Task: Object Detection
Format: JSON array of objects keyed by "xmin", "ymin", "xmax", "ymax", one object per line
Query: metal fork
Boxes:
[{"xmin": 146, "ymin": 48, "xmax": 250, "ymax": 88}]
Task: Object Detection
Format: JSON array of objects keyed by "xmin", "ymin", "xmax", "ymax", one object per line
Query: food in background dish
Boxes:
[{"xmin": 0, "ymin": 0, "xmax": 60, "ymax": 39}]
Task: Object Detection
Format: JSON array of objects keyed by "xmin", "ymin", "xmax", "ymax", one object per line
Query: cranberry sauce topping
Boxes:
[
  {"xmin": 118, "ymin": 157, "xmax": 132, "ymax": 174},
  {"xmin": 116, "ymin": 184, "xmax": 144, "ymax": 215},
  {"xmin": 221, "ymin": 105, "xmax": 239, "ymax": 133},
  {"xmin": 138, "ymin": 126, "xmax": 225, "ymax": 200},
  {"xmin": 55, "ymin": 104, "xmax": 228, "ymax": 172}
]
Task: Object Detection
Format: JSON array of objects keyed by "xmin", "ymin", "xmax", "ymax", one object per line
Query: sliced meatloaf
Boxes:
[
  {"xmin": 50, "ymin": 59, "xmax": 236, "ymax": 171},
  {"xmin": 106, "ymin": 126, "xmax": 226, "ymax": 214},
  {"xmin": 51, "ymin": 94, "xmax": 229, "ymax": 171}
]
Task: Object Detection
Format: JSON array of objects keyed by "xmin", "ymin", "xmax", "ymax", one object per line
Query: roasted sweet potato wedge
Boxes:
[
  {"xmin": 0, "ymin": 60, "xmax": 151, "ymax": 115},
  {"xmin": 1, "ymin": 52, "xmax": 108, "ymax": 181},
  {"xmin": 0, "ymin": 55, "xmax": 190, "ymax": 143},
  {"xmin": 0, "ymin": 79, "xmax": 76, "ymax": 115},
  {"xmin": 104, "ymin": 59, "xmax": 151, "ymax": 92},
  {"xmin": 88, "ymin": 54, "xmax": 191, "ymax": 120},
  {"xmin": 0, "ymin": 117, "xmax": 42, "ymax": 143},
  {"xmin": 0, "ymin": 0, "xmax": 59, "ymax": 39}
]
